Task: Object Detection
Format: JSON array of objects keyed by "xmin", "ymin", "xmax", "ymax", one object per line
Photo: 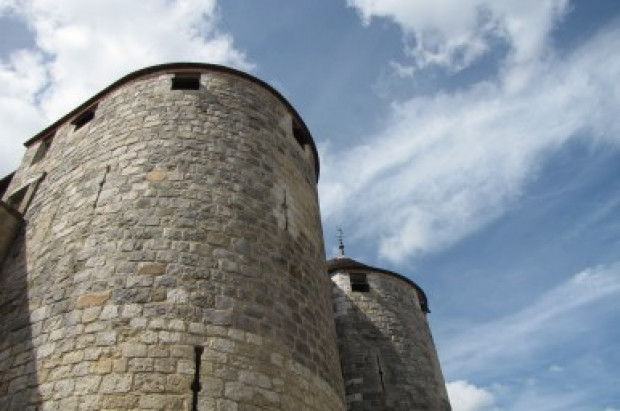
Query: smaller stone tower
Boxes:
[{"xmin": 329, "ymin": 252, "xmax": 451, "ymax": 410}]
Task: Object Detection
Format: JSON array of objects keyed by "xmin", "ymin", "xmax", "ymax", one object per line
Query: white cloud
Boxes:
[
  {"xmin": 0, "ymin": 0, "xmax": 251, "ymax": 175},
  {"xmin": 507, "ymin": 386, "xmax": 584, "ymax": 411},
  {"xmin": 346, "ymin": 0, "xmax": 569, "ymax": 71},
  {"xmin": 319, "ymin": 21, "xmax": 620, "ymax": 262},
  {"xmin": 446, "ymin": 380, "xmax": 495, "ymax": 411},
  {"xmin": 0, "ymin": 50, "xmax": 47, "ymax": 174},
  {"xmin": 441, "ymin": 263, "xmax": 620, "ymax": 377}
]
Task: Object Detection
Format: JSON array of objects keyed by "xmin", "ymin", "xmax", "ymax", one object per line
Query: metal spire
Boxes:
[{"xmin": 337, "ymin": 227, "xmax": 345, "ymax": 257}]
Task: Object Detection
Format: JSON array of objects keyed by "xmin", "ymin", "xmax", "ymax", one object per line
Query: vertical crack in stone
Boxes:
[
  {"xmin": 377, "ymin": 355, "xmax": 385, "ymax": 393},
  {"xmin": 191, "ymin": 346, "xmax": 204, "ymax": 411}
]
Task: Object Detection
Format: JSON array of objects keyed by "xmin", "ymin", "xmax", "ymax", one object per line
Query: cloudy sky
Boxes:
[{"xmin": 1, "ymin": 1, "xmax": 620, "ymax": 409}]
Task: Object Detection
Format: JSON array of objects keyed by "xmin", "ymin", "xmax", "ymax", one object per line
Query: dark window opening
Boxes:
[
  {"xmin": 350, "ymin": 273, "xmax": 370, "ymax": 292},
  {"xmin": 72, "ymin": 106, "xmax": 97, "ymax": 130},
  {"xmin": 292, "ymin": 120, "xmax": 308, "ymax": 149},
  {"xmin": 0, "ymin": 172, "xmax": 15, "ymax": 199},
  {"xmin": 4, "ymin": 174, "xmax": 45, "ymax": 214},
  {"xmin": 31, "ymin": 132, "xmax": 55, "ymax": 164},
  {"xmin": 171, "ymin": 73, "xmax": 200, "ymax": 90},
  {"xmin": 7, "ymin": 185, "xmax": 28, "ymax": 211}
]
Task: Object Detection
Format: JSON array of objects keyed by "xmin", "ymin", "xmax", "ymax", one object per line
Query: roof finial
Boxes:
[{"xmin": 337, "ymin": 227, "xmax": 345, "ymax": 257}]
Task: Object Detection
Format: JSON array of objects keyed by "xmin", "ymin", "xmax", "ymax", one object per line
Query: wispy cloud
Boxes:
[
  {"xmin": 441, "ymin": 262, "xmax": 620, "ymax": 378},
  {"xmin": 319, "ymin": 17, "xmax": 620, "ymax": 263},
  {"xmin": 346, "ymin": 0, "xmax": 569, "ymax": 71},
  {"xmin": 504, "ymin": 384, "xmax": 585, "ymax": 411},
  {"xmin": 0, "ymin": 0, "xmax": 251, "ymax": 175}
]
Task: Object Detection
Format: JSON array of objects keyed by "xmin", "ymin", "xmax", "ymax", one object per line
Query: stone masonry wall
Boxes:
[
  {"xmin": 0, "ymin": 66, "xmax": 345, "ymax": 410},
  {"xmin": 332, "ymin": 271, "xmax": 451, "ymax": 411}
]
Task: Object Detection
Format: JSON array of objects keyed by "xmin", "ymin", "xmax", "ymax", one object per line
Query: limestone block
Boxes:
[{"xmin": 76, "ymin": 290, "xmax": 111, "ymax": 308}]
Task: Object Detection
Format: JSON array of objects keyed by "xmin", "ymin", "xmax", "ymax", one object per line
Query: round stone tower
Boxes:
[
  {"xmin": 0, "ymin": 64, "xmax": 345, "ymax": 410},
  {"xmin": 328, "ymin": 256, "xmax": 451, "ymax": 410}
]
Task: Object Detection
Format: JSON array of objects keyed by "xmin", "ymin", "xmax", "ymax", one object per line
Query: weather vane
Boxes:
[{"xmin": 337, "ymin": 227, "xmax": 345, "ymax": 257}]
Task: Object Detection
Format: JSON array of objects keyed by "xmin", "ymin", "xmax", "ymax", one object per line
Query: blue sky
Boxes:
[{"xmin": 1, "ymin": 1, "xmax": 620, "ymax": 409}]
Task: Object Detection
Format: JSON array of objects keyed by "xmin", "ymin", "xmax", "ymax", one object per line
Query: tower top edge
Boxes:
[
  {"xmin": 23, "ymin": 62, "xmax": 320, "ymax": 180},
  {"xmin": 327, "ymin": 257, "xmax": 430, "ymax": 312}
]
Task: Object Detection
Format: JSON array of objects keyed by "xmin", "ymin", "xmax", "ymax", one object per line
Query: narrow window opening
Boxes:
[
  {"xmin": 7, "ymin": 186, "xmax": 27, "ymax": 211},
  {"xmin": 292, "ymin": 120, "xmax": 308, "ymax": 149},
  {"xmin": 31, "ymin": 132, "xmax": 55, "ymax": 164},
  {"xmin": 281, "ymin": 189, "xmax": 289, "ymax": 231},
  {"xmin": 191, "ymin": 345, "xmax": 204, "ymax": 411},
  {"xmin": 172, "ymin": 72, "xmax": 200, "ymax": 90},
  {"xmin": 72, "ymin": 106, "xmax": 97, "ymax": 130},
  {"xmin": 350, "ymin": 273, "xmax": 370, "ymax": 292},
  {"xmin": 5, "ymin": 173, "xmax": 45, "ymax": 214}
]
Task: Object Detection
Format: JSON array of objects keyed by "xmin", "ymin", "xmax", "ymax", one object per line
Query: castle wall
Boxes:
[
  {"xmin": 331, "ymin": 271, "xmax": 451, "ymax": 410},
  {"xmin": 0, "ymin": 66, "xmax": 345, "ymax": 410}
]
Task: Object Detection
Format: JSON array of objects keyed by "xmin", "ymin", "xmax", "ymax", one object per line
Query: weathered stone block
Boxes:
[
  {"xmin": 76, "ymin": 290, "xmax": 111, "ymax": 308},
  {"xmin": 82, "ymin": 306, "xmax": 101, "ymax": 323},
  {"xmin": 100, "ymin": 374, "xmax": 132, "ymax": 393},
  {"xmin": 99, "ymin": 305, "xmax": 118, "ymax": 320},
  {"xmin": 146, "ymin": 170, "xmax": 166, "ymax": 181},
  {"xmin": 225, "ymin": 382, "xmax": 254, "ymax": 402},
  {"xmin": 95, "ymin": 331, "xmax": 117, "ymax": 346},
  {"xmin": 74, "ymin": 376, "xmax": 101, "ymax": 395},
  {"xmin": 134, "ymin": 373, "xmax": 166, "ymax": 392},
  {"xmin": 90, "ymin": 358, "xmax": 112, "ymax": 374},
  {"xmin": 122, "ymin": 342, "xmax": 147, "ymax": 357},
  {"xmin": 137, "ymin": 263, "xmax": 166, "ymax": 275}
]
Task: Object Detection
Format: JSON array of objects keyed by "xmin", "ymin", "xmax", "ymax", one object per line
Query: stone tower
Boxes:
[
  {"xmin": 329, "ymin": 255, "xmax": 451, "ymax": 410},
  {"xmin": 0, "ymin": 64, "xmax": 345, "ymax": 410}
]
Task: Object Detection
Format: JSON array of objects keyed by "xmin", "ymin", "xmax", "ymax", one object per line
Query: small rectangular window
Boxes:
[
  {"xmin": 350, "ymin": 273, "xmax": 370, "ymax": 292},
  {"xmin": 171, "ymin": 73, "xmax": 200, "ymax": 90},
  {"xmin": 72, "ymin": 106, "xmax": 97, "ymax": 130},
  {"xmin": 31, "ymin": 132, "xmax": 55, "ymax": 164},
  {"xmin": 292, "ymin": 120, "xmax": 308, "ymax": 149}
]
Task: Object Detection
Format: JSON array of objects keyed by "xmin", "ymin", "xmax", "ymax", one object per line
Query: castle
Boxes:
[{"xmin": 0, "ymin": 63, "xmax": 451, "ymax": 410}]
